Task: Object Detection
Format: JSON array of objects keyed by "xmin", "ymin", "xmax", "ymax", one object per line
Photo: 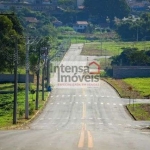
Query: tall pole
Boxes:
[
  {"xmin": 35, "ymin": 49, "xmax": 40, "ymax": 110},
  {"xmin": 25, "ymin": 37, "xmax": 29, "ymax": 119},
  {"xmin": 42, "ymin": 66, "xmax": 45, "ymax": 100},
  {"xmin": 35, "ymin": 69, "xmax": 39, "ymax": 110},
  {"xmin": 136, "ymin": 26, "xmax": 138, "ymax": 42},
  {"xmin": 13, "ymin": 38, "xmax": 18, "ymax": 124},
  {"xmin": 47, "ymin": 59, "xmax": 50, "ymax": 88}
]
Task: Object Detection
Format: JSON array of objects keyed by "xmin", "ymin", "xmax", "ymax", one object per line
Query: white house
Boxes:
[
  {"xmin": 73, "ymin": 21, "xmax": 88, "ymax": 32},
  {"xmin": 76, "ymin": 0, "xmax": 84, "ymax": 7}
]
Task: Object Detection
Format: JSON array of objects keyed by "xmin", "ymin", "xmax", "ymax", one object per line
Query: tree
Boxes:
[
  {"xmin": 0, "ymin": 15, "xmax": 25, "ymax": 73},
  {"xmin": 111, "ymin": 47, "xmax": 150, "ymax": 66},
  {"xmin": 115, "ymin": 12, "xmax": 150, "ymax": 41},
  {"xmin": 84, "ymin": 0, "xmax": 130, "ymax": 20},
  {"xmin": 58, "ymin": 0, "xmax": 76, "ymax": 10}
]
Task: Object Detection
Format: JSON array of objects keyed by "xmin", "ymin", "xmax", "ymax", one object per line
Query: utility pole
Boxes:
[
  {"xmin": 13, "ymin": 38, "xmax": 18, "ymax": 124},
  {"xmin": 42, "ymin": 65, "xmax": 45, "ymax": 100},
  {"xmin": 136, "ymin": 26, "xmax": 139, "ymax": 42},
  {"xmin": 47, "ymin": 58, "xmax": 50, "ymax": 89},
  {"xmin": 25, "ymin": 37, "xmax": 29, "ymax": 119},
  {"xmin": 35, "ymin": 48, "xmax": 41, "ymax": 110}
]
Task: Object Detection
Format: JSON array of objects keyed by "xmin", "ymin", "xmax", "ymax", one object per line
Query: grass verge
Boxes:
[
  {"xmin": 81, "ymin": 41, "xmax": 150, "ymax": 56},
  {"xmin": 0, "ymin": 83, "xmax": 50, "ymax": 129},
  {"xmin": 103, "ymin": 78, "xmax": 141, "ymax": 98},
  {"xmin": 127, "ymin": 104, "xmax": 150, "ymax": 121}
]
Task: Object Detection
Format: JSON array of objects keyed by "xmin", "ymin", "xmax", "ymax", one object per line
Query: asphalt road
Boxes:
[{"xmin": 0, "ymin": 44, "xmax": 150, "ymax": 150}]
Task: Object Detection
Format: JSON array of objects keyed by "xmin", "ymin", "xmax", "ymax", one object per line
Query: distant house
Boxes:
[
  {"xmin": 73, "ymin": 21, "xmax": 88, "ymax": 32},
  {"xmin": 25, "ymin": 17, "xmax": 39, "ymax": 23},
  {"xmin": 52, "ymin": 20, "xmax": 62, "ymax": 27},
  {"xmin": 76, "ymin": 0, "xmax": 84, "ymax": 8}
]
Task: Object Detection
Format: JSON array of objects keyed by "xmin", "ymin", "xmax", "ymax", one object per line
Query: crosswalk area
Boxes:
[
  {"xmin": 31, "ymin": 120, "xmax": 149, "ymax": 131},
  {"xmin": 50, "ymin": 95, "xmax": 120, "ymax": 99},
  {"xmin": 49, "ymin": 101, "xmax": 123, "ymax": 106}
]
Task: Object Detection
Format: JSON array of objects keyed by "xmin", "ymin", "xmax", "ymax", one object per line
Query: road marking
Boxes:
[
  {"xmin": 68, "ymin": 95, "xmax": 70, "ymax": 97},
  {"xmin": 50, "ymin": 96, "xmax": 53, "ymax": 98},
  {"xmin": 78, "ymin": 123, "xmax": 85, "ymax": 148},
  {"xmin": 82, "ymin": 103, "xmax": 86, "ymax": 119},
  {"xmin": 113, "ymin": 103, "xmax": 116, "ymax": 105},
  {"xmin": 135, "ymin": 125, "xmax": 141, "ymax": 128},
  {"xmin": 73, "ymin": 95, "xmax": 76, "ymax": 97},
  {"xmin": 48, "ymin": 118, "xmax": 51, "ymax": 120},
  {"xmin": 118, "ymin": 124, "xmax": 122, "ymax": 126},
  {"xmin": 50, "ymin": 103, "xmax": 53, "ymax": 105},
  {"xmin": 56, "ymin": 95, "xmax": 59, "ymax": 97},
  {"xmin": 79, "ymin": 95, "xmax": 82, "ymax": 97},
  {"xmin": 127, "ymin": 124, "xmax": 131, "ymax": 126},
  {"xmin": 97, "ymin": 118, "xmax": 101, "ymax": 119},
  {"xmin": 63, "ymin": 103, "xmax": 66, "ymax": 105},
  {"xmin": 99, "ymin": 123, "xmax": 103, "ymax": 125},
  {"xmin": 101, "ymin": 102, "xmax": 103, "ymax": 105},
  {"xmin": 107, "ymin": 103, "xmax": 110, "ymax": 105},
  {"xmin": 84, "ymin": 95, "xmax": 87, "ymax": 97},
  {"xmin": 57, "ymin": 103, "xmax": 60, "ymax": 105},
  {"xmin": 119, "ymin": 104, "xmax": 123, "ymax": 106},
  {"xmin": 141, "ymin": 132, "xmax": 150, "ymax": 135},
  {"xmin": 108, "ymin": 123, "xmax": 112, "ymax": 125},
  {"xmin": 88, "ymin": 102, "xmax": 91, "ymax": 104},
  {"xmin": 62, "ymin": 95, "xmax": 64, "ymax": 97},
  {"xmin": 94, "ymin": 102, "xmax": 97, "ymax": 104},
  {"xmin": 90, "ymin": 95, "xmax": 93, "ymax": 97},
  {"xmin": 87, "ymin": 131, "xmax": 94, "ymax": 148}
]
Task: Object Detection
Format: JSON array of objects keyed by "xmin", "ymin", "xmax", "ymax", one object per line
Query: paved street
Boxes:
[{"xmin": 0, "ymin": 44, "xmax": 150, "ymax": 150}]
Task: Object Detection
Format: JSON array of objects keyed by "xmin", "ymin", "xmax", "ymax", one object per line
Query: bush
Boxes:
[
  {"xmin": 29, "ymin": 104, "xmax": 35, "ymax": 115},
  {"xmin": 19, "ymin": 108, "xmax": 24, "ymax": 118}
]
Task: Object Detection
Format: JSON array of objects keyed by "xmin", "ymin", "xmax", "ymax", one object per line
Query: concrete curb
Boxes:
[
  {"xmin": 125, "ymin": 105, "xmax": 136, "ymax": 121},
  {"xmin": 101, "ymin": 78, "xmax": 122, "ymax": 98}
]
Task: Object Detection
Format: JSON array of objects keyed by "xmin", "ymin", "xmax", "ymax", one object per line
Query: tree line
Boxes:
[
  {"xmin": 111, "ymin": 47, "xmax": 150, "ymax": 66},
  {"xmin": 0, "ymin": 10, "xmax": 58, "ymax": 74},
  {"xmin": 115, "ymin": 13, "xmax": 150, "ymax": 41}
]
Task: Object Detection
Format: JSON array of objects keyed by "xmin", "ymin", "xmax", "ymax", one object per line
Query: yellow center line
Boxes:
[
  {"xmin": 78, "ymin": 123, "xmax": 85, "ymax": 148},
  {"xmin": 87, "ymin": 131, "xmax": 94, "ymax": 148},
  {"xmin": 82, "ymin": 103, "xmax": 86, "ymax": 119}
]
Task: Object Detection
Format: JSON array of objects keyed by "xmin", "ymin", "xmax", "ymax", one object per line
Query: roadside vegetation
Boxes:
[
  {"xmin": 81, "ymin": 41, "xmax": 150, "ymax": 56},
  {"xmin": 127, "ymin": 104, "xmax": 150, "ymax": 121},
  {"xmin": 0, "ymin": 83, "xmax": 49, "ymax": 129},
  {"xmin": 103, "ymin": 78, "xmax": 150, "ymax": 121},
  {"xmin": 103, "ymin": 78, "xmax": 150, "ymax": 99}
]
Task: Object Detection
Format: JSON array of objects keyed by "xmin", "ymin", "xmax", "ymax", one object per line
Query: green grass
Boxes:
[
  {"xmin": 123, "ymin": 78, "xmax": 150, "ymax": 98},
  {"xmin": 81, "ymin": 41, "xmax": 150, "ymax": 56},
  {"xmin": 127, "ymin": 104, "xmax": 150, "ymax": 120},
  {"xmin": 104, "ymin": 77, "xmax": 150, "ymax": 98},
  {"xmin": 0, "ymin": 83, "xmax": 49, "ymax": 128}
]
